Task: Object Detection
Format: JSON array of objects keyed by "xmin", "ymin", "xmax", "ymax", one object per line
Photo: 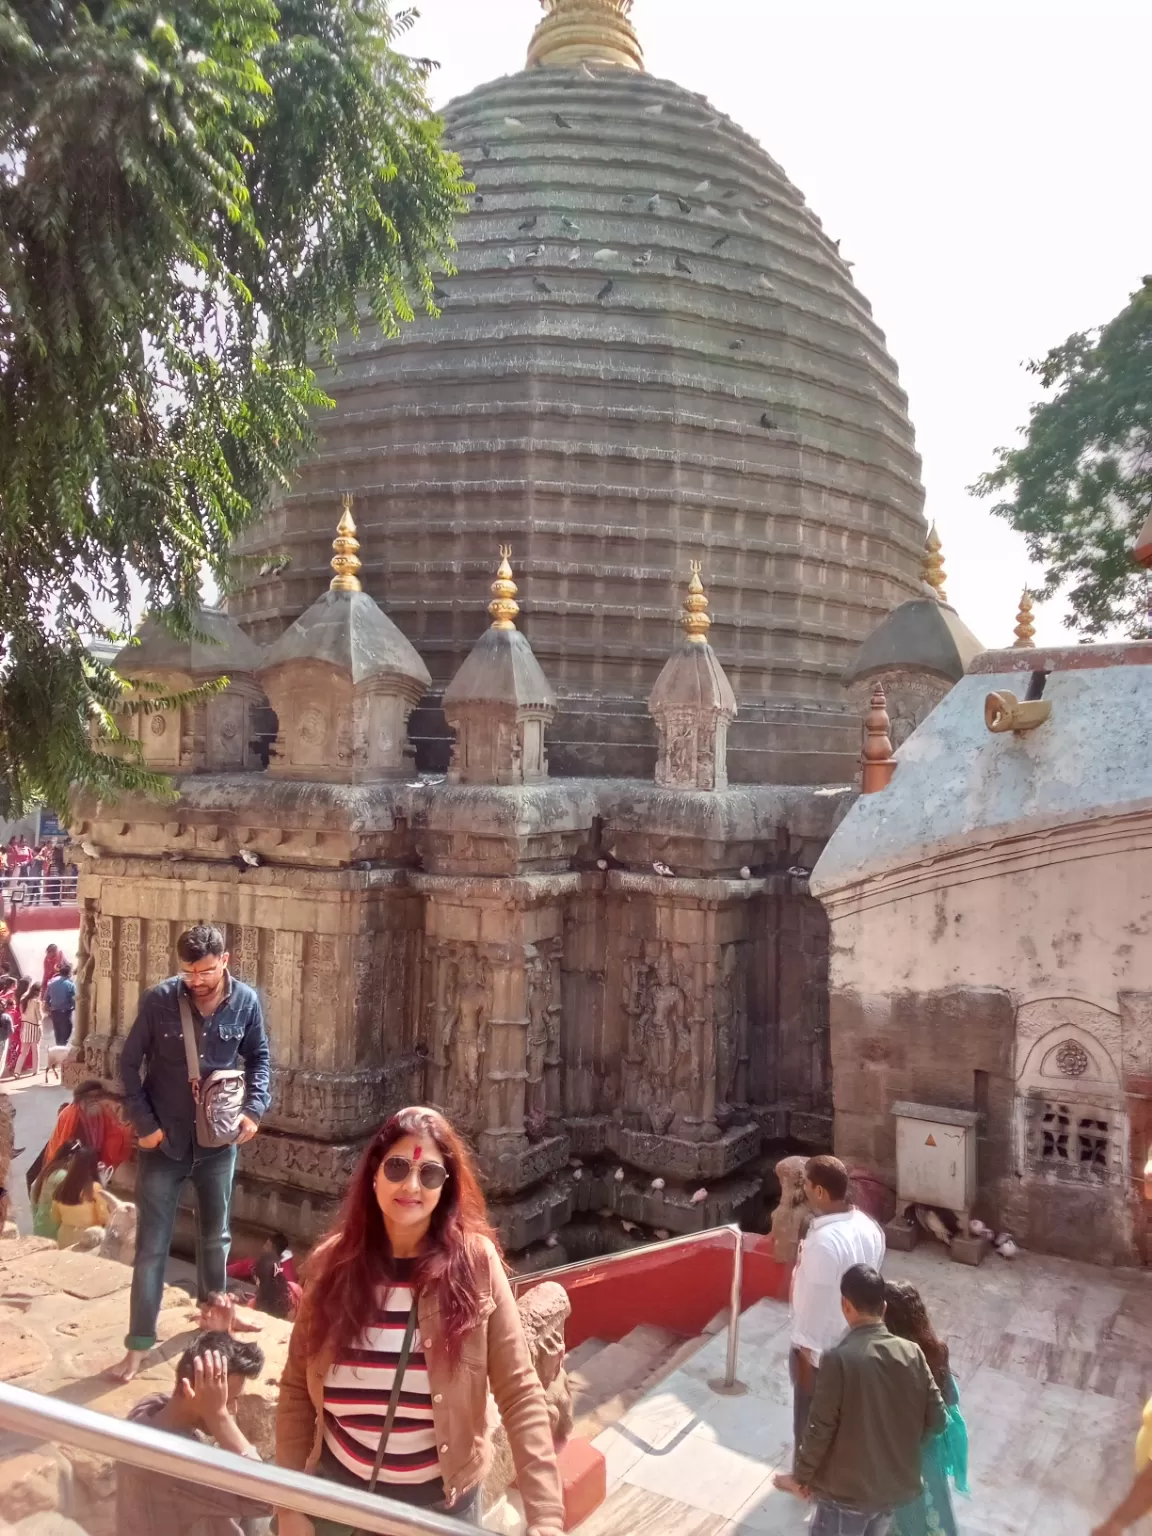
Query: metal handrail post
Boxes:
[
  {"xmin": 511, "ymin": 1221, "xmax": 747, "ymax": 1394},
  {"xmin": 725, "ymin": 1226, "xmax": 743, "ymax": 1389},
  {"xmin": 0, "ymin": 1380, "xmax": 474, "ymax": 1536}
]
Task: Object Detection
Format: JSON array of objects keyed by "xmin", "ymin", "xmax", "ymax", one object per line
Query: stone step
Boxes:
[
  {"xmin": 568, "ymin": 1323, "xmax": 692, "ymax": 1437},
  {"xmin": 563, "ymin": 1337, "xmax": 608, "ymax": 1375}
]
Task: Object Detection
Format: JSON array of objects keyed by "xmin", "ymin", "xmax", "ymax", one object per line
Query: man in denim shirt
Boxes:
[{"xmin": 110, "ymin": 923, "xmax": 271, "ymax": 1381}]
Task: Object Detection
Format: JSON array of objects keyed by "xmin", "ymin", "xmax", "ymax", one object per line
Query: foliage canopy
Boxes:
[
  {"xmin": 975, "ymin": 279, "xmax": 1152, "ymax": 637},
  {"xmin": 0, "ymin": 0, "xmax": 467, "ymax": 815}
]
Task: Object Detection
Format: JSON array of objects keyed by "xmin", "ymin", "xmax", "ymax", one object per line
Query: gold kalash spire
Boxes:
[
  {"xmin": 329, "ymin": 496, "xmax": 362, "ymax": 592},
  {"xmin": 527, "ymin": 0, "xmax": 644, "ymax": 72},
  {"xmin": 681, "ymin": 563, "xmax": 712, "ymax": 645},
  {"xmin": 1013, "ymin": 589, "xmax": 1036, "ymax": 648},
  {"xmin": 922, "ymin": 523, "xmax": 947, "ymax": 602},
  {"xmin": 488, "ymin": 548, "xmax": 520, "ymax": 631}
]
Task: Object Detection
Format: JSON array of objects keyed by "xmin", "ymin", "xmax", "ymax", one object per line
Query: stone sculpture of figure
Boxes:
[
  {"xmin": 525, "ymin": 944, "xmax": 552, "ymax": 1125},
  {"xmin": 439, "ymin": 948, "xmax": 489, "ymax": 1124},
  {"xmin": 642, "ymin": 948, "xmax": 682, "ymax": 1086},
  {"xmin": 484, "ymin": 1280, "xmax": 573, "ymax": 1504},
  {"xmin": 770, "ymin": 1154, "xmax": 811, "ymax": 1263},
  {"xmin": 637, "ymin": 947, "xmax": 687, "ymax": 1135},
  {"xmin": 714, "ymin": 944, "xmax": 747, "ymax": 1117}
]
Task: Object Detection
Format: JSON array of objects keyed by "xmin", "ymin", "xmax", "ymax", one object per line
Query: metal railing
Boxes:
[
  {"xmin": 511, "ymin": 1221, "xmax": 746, "ymax": 1391},
  {"xmin": 0, "ymin": 1379, "xmax": 474, "ymax": 1536},
  {"xmin": 2, "ymin": 873, "xmax": 79, "ymax": 908}
]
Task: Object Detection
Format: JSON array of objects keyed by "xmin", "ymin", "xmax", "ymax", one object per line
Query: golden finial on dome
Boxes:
[
  {"xmin": 922, "ymin": 522, "xmax": 947, "ymax": 602},
  {"xmin": 682, "ymin": 562, "xmax": 712, "ymax": 644},
  {"xmin": 489, "ymin": 547, "xmax": 520, "ymax": 630},
  {"xmin": 330, "ymin": 496, "xmax": 362, "ymax": 592},
  {"xmin": 1013, "ymin": 588, "xmax": 1036, "ymax": 648},
  {"xmin": 527, "ymin": 0, "xmax": 644, "ymax": 72}
]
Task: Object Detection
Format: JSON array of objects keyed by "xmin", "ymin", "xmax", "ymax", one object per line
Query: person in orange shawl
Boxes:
[{"xmin": 45, "ymin": 1080, "xmax": 135, "ymax": 1173}]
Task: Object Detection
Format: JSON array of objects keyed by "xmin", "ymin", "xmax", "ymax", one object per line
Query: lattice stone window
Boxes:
[{"xmin": 1034, "ymin": 1099, "xmax": 1116, "ymax": 1180}]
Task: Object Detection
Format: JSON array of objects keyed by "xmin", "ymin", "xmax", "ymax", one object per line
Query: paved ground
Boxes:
[{"xmin": 580, "ymin": 1243, "xmax": 1151, "ymax": 1536}]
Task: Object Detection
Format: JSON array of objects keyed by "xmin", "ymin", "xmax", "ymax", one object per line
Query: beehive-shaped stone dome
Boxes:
[{"xmin": 227, "ymin": 2, "xmax": 926, "ymax": 784}]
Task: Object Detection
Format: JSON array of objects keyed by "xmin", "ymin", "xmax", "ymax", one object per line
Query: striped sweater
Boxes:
[{"xmin": 321, "ymin": 1260, "xmax": 443, "ymax": 1500}]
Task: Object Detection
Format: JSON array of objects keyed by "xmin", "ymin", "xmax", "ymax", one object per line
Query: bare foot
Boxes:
[
  {"xmin": 106, "ymin": 1349, "xmax": 148, "ymax": 1382},
  {"xmin": 773, "ymin": 1472, "xmax": 803, "ymax": 1497}
]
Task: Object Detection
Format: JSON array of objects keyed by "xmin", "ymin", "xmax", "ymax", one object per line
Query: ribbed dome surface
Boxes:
[{"xmin": 228, "ymin": 61, "xmax": 926, "ymax": 784}]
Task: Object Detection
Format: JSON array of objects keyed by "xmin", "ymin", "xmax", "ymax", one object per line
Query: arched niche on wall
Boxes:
[{"xmin": 1013, "ymin": 998, "xmax": 1126, "ymax": 1187}]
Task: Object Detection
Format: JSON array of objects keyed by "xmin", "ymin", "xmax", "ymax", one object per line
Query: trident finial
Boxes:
[
  {"xmin": 1013, "ymin": 589, "xmax": 1036, "ymax": 648},
  {"xmin": 489, "ymin": 547, "xmax": 520, "ymax": 630},
  {"xmin": 922, "ymin": 523, "xmax": 947, "ymax": 602},
  {"xmin": 681, "ymin": 562, "xmax": 712, "ymax": 644},
  {"xmin": 330, "ymin": 496, "xmax": 362, "ymax": 592}
]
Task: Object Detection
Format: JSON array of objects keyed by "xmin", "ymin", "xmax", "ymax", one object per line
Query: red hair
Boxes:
[{"xmin": 303, "ymin": 1106, "xmax": 498, "ymax": 1363}]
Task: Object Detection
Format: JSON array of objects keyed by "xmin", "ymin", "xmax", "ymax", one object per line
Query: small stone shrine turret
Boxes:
[
  {"xmin": 442, "ymin": 550, "xmax": 557, "ymax": 785},
  {"xmin": 648, "ymin": 565, "xmax": 737, "ymax": 790},
  {"xmin": 112, "ymin": 607, "xmax": 265, "ymax": 772},
  {"xmin": 843, "ymin": 523, "xmax": 984, "ymax": 750},
  {"xmin": 257, "ymin": 500, "xmax": 431, "ymax": 782}
]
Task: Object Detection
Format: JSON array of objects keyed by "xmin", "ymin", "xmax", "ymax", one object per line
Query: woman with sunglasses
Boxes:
[{"xmin": 276, "ymin": 1106, "xmax": 564, "ymax": 1536}]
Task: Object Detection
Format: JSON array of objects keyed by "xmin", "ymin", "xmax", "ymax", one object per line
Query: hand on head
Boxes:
[{"xmin": 180, "ymin": 1349, "xmax": 232, "ymax": 1424}]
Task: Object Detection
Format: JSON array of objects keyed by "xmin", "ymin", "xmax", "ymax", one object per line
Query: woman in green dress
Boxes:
[
  {"xmin": 30, "ymin": 1140, "xmax": 82, "ymax": 1240},
  {"xmin": 884, "ymin": 1280, "xmax": 969, "ymax": 1536}
]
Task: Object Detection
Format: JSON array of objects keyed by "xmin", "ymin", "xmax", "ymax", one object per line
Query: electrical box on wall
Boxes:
[{"xmin": 891, "ymin": 1101, "xmax": 980, "ymax": 1216}]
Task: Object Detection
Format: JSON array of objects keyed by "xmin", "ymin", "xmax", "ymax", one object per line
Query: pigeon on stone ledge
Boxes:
[
  {"xmin": 652, "ymin": 861, "xmax": 675, "ymax": 878},
  {"xmin": 650, "ymin": 1178, "xmax": 665, "ymax": 1192},
  {"xmin": 690, "ymin": 1188, "xmax": 708, "ymax": 1205}
]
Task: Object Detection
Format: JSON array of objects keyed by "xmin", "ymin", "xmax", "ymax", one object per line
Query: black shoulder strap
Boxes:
[{"xmin": 368, "ymin": 1298, "xmax": 420, "ymax": 1493}]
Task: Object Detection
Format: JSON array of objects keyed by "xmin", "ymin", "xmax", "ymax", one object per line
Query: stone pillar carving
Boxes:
[{"xmin": 649, "ymin": 566, "xmax": 737, "ymax": 792}]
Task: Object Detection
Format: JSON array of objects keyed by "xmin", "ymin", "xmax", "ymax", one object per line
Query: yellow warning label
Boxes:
[{"xmin": 925, "ymin": 1134, "xmax": 937, "ymax": 1147}]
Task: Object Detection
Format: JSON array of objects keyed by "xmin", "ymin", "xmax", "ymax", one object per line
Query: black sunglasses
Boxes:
[{"xmin": 380, "ymin": 1154, "xmax": 449, "ymax": 1190}]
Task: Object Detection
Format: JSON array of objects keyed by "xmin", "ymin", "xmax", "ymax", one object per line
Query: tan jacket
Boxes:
[{"xmin": 275, "ymin": 1236, "xmax": 564, "ymax": 1536}]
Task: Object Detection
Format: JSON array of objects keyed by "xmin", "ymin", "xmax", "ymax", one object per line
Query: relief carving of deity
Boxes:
[
  {"xmin": 525, "ymin": 940, "xmax": 561, "ymax": 1129},
  {"xmin": 714, "ymin": 944, "xmax": 748, "ymax": 1117},
  {"xmin": 438, "ymin": 946, "xmax": 490, "ymax": 1127}
]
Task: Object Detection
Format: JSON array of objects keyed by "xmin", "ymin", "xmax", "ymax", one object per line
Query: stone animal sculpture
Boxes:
[
  {"xmin": 769, "ymin": 1155, "xmax": 810, "ymax": 1263},
  {"xmin": 485, "ymin": 1280, "xmax": 572, "ymax": 1503}
]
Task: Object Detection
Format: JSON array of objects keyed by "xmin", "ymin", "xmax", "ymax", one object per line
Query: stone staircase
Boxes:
[{"xmin": 564, "ymin": 1313, "xmax": 727, "ymax": 1439}]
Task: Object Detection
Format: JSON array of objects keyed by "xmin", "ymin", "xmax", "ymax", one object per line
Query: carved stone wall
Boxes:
[{"xmin": 73, "ymin": 777, "xmax": 845, "ymax": 1252}]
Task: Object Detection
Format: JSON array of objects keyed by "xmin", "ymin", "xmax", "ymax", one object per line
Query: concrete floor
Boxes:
[
  {"xmin": 580, "ymin": 1243, "xmax": 1152, "ymax": 1536},
  {"xmin": 4, "ymin": 1075, "xmax": 71, "ymax": 1232}
]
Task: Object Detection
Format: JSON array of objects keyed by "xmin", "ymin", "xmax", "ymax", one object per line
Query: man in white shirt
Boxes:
[{"xmin": 776, "ymin": 1154, "xmax": 885, "ymax": 1495}]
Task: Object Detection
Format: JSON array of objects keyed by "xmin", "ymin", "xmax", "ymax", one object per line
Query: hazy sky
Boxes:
[{"xmin": 403, "ymin": 0, "xmax": 1152, "ymax": 646}]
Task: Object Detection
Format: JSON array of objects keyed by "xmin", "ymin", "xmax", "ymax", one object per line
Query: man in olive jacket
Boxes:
[{"xmin": 793, "ymin": 1264, "xmax": 947, "ymax": 1536}]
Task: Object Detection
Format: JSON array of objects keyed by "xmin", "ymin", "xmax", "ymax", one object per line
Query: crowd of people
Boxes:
[
  {"xmin": 0, "ymin": 836, "xmax": 74, "ymax": 905},
  {"xmin": 7, "ymin": 918, "xmax": 1149, "ymax": 1534},
  {"xmin": 0, "ymin": 943, "xmax": 75, "ymax": 1079}
]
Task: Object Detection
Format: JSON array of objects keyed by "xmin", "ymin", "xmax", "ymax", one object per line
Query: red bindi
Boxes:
[{"xmin": 412, "ymin": 1146, "xmax": 422, "ymax": 1161}]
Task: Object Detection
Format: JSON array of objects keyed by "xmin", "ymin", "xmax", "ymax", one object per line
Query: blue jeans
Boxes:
[
  {"xmin": 126, "ymin": 1143, "xmax": 237, "ymax": 1350},
  {"xmin": 811, "ymin": 1502, "xmax": 893, "ymax": 1536}
]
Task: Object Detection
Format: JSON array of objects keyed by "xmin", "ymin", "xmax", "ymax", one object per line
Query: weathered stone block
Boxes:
[
  {"xmin": 481, "ymin": 1136, "xmax": 571, "ymax": 1199},
  {"xmin": 606, "ymin": 1122, "xmax": 760, "ymax": 1180}
]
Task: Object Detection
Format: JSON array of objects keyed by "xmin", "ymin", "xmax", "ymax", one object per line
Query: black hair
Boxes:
[
  {"xmin": 841, "ymin": 1264, "xmax": 886, "ymax": 1315},
  {"xmin": 176, "ymin": 924, "xmax": 226, "ymax": 964},
  {"xmin": 56, "ymin": 961, "xmax": 73, "ymax": 979},
  {"xmin": 805, "ymin": 1154, "xmax": 850, "ymax": 1202},
  {"xmin": 253, "ymin": 1252, "xmax": 295, "ymax": 1320},
  {"xmin": 267, "ymin": 1231, "xmax": 289, "ymax": 1253},
  {"xmin": 55, "ymin": 1146, "xmax": 102, "ymax": 1206},
  {"xmin": 176, "ymin": 1330, "xmax": 264, "ymax": 1385}
]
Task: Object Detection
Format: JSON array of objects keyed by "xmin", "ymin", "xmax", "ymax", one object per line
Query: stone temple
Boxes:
[
  {"xmin": 69, "ymin": 0, "xmax": 947, "ymax": 1260},
  {"xmin": 227, "ymin": 0, "xmax": 927, "ymax": 786}
]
